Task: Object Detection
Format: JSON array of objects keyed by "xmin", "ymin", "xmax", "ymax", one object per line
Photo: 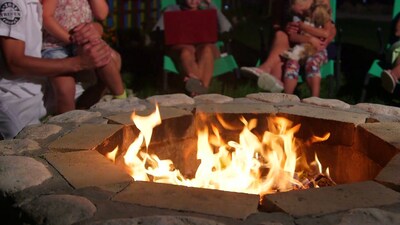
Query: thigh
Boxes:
[
  {"xmin": 167, "ymin": 44, "xmax": 196, "ymax": 60},
  {"xmin": 195, "ymin": 43, "xmax": 220, "ymax": 59}
]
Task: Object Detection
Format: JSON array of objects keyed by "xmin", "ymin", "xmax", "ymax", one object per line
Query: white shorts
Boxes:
[{"xmin": 0, "ymin": 87, "xmax": 47, "ymax": 139}]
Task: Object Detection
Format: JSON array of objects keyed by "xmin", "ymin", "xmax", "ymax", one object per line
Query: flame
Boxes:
[
  {"xmin": 122, "ymin": 106, "xmax": 334, "ymax": 195},
  {"xmin": 106, "ymin": 146, "xmax": 119, "ymax": 163}
]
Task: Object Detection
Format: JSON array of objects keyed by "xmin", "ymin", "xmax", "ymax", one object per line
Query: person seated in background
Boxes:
[
  {"xmin": 381, "ymin": 13, "xmax": 400, "ymax": 95},
  {"xmin": 282, "ymin": 0, "xmax": 333, "ymax": 97},
  {"xmin": 240, "ymin": 0, "xmax": 336, "ymax": 96},
  {"xmin": 153, "ymin": 0, "xmax": 232, "ymax": 96},
  {"xmin": 42, "ymin": 0, "xmax": 126, "ymax": 115},
  {"xmin": 0, "ymin": 0, "xmax": 111, "ymax": 139}
]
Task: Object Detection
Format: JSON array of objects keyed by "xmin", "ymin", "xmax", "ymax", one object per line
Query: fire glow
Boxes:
[{"xmin": 107, "ymin": 105, "xmax": 334, "ymax": 195}]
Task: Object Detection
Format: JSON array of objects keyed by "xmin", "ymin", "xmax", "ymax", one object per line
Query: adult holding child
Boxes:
[
  {"xmin": 42, "ymin": 0, "xmax": 126, "ymax": 114},
  {"xmin": 0, "ymin": 0, "xmax": 111, "ymax": 139},
  {"xmin": 241, "ymin": 0, "xmax": 336, "ymax": 96},
  {"xmin": 153, "ymin": 0, "xmax": 232, "ymax": 96}
]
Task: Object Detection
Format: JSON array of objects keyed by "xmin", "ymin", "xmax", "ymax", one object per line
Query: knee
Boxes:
[{"xmin": 179, "ymin": 47, "xmax": 195, "ymax": 61}]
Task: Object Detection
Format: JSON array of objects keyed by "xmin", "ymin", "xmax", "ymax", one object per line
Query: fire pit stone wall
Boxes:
[{"xmin": 1, "ymin": 93, "xmax": 400, "ymax": 225}]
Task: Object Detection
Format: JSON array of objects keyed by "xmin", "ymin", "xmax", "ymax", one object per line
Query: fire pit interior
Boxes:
[{"xmin": 100, "ymin": 105, "xmax": 388, "ymax": 198}]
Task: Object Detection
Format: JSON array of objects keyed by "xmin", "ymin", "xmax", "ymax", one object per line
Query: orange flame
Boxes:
[{"xmin": 123, "ymin": 106, "xmax": 333, "ymax": 195}]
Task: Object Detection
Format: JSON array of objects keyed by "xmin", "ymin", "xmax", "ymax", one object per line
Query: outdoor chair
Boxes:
[
  {"xmin": 258, "ymin": 0, "xmax": 341, "ymax": 97},
  {"xmin": 359, "ymin": 0, "xmax": 400, "ymax": 102},
  {"xmin": 156, "ymin": 0, "xmax": 239, "ymax": 92}
]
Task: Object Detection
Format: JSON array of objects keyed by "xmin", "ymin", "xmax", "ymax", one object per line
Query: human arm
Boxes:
[
  {"xmin": 287, "ymin": 21, "xmax": 336, "ymax": 51},
  {"xmin": 298, "ymin": 21, "xmax": 330, "ymax": 39},
  {"xmin": 42, "ymin": 0, "xmax": 71, "ymax": 44},
  {"xmin": 89, "ymin": 0, "xmax": 109, "ymax": 21},
  {"xmin": 0, "ymin": 37, "xmax": 110, "ymax": 77}
]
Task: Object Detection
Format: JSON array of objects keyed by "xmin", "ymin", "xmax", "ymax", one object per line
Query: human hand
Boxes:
[
  {"xmin": 78, "ymin": 40, "xmax": 111, "ymax": 70},
  {"xmin": 70, "ymin": 23, "xmax": 102, "ymax": 46},
  {"xmin": 286, "ymin": 22, "xmax": 299, "ymax": 34},
  {"xmin": 308, "ymin": 36, "xmax": 326, "ymax": 51}
]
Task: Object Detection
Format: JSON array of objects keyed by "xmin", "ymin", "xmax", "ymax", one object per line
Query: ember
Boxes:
[{"xmin": 107, "ymin": 105, "xmax": 335, "ymax": 195}]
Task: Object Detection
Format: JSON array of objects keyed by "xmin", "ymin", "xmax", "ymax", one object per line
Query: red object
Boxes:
[{"xmin": 163, "ymin": 9, "xmax": 218, "ymax": 45}]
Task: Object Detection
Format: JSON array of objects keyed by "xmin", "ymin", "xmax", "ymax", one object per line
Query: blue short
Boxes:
[{"xmin": 42, "ymin": 46, "xmax": 75, "ymax": 59}]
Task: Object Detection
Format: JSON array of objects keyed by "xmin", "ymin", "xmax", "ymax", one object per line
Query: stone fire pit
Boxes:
[{"xmin": 1, "ymin": 93, "xmax": 400, "ymax": 225}]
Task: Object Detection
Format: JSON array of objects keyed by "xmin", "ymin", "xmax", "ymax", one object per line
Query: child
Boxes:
[
  {"xmin": 283, "ymin": 0, "xmax": 333, "ymax": 97},
  {"xmin": 42, "ymin": 0, "xmax": 126, "ymax": 114},
  {"xmin": 153, "ymin": 0, "xmax": 232, "ymax": 96},
  {"xmin": 282, "ymin": 2, "xmax": 331, "ymax": 62}
]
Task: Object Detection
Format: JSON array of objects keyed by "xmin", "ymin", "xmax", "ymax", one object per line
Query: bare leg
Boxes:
[
  {"xmin": 50, "ymin": 75, "xmax": 76, "ymax": 114},
  {"xmin": 95, "ymin": 49, "xmax": 124, "ymax": 96},
  {"xmin": 284, "ymin": 78, "xmax": 298, "ymax": 94},
  {"xmin": 195, "ymin": 44, "xmax": 219, "ymax": 88},
  {"xmin": 259, "ymin": 30, "xmax": 290, "ymax": 81},
  {"xmin": 168, "ymin": 44, "xmax": 200, "ymax": 78},
  {"xmin": 307, "ymin": 76, "xmax": 321, "ymax": 97}
]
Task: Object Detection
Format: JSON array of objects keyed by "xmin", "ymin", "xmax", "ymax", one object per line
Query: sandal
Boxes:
[
  {"xmin": 185, "ymin": 77, "xmax": 208, "ymax": 95},
  {"xmin": 257, "ymin": 72, "xmax": 284, "ymax": 93},
  {"xmin": 381, "ymin": 70, "xmax": 396, "ymax": 93}
]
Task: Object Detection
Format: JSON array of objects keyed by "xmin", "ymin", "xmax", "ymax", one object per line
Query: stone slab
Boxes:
[
  {"xmin": 358, "ymin": 122, "xmax": 400, "ymax": 150},
  {"xmin": 278, "ymin": 105, "xmax": 368, "ymax": 146},
  {"xmin": 48, "ymin": 124, "xmax": 123, "ymax": 153},
  {"xmin": 357, "ymin": 123, "xmax": 400, "ymax": 167},
  {"xmin": 261, "ymin": 181, "xmax": 400, "ymax": 218},
  {"xmin": 302, "ymin": 97, "xmax": 351, "ymax": 110},
  {"xmin": 113, "ymin": 181, "xmax": 259, "ymax": 219},
  {"xmin": 106, "ymin": 106, "xmax": 195, "ymax": 143},
  {"xmin": 246, "ymin": 93, "xmax": 300, "ymax": 103},
  {"xmin": 45, "ymin": 150, "xmax": 133, "ymax": 192},
  {"xmin": 375, "ymin": 153, "xmax": 400, "ymax": 191},
  {"xmin": 106, "ymin": 106, "xmax": 192, "ymax": 125},
  {"xmin": 147, "ymin": 94, "xmax": 195, "ymax": 106},
  {"xmin": 196, "ymin": 102, "xmax": 277, "ymax": 114}
]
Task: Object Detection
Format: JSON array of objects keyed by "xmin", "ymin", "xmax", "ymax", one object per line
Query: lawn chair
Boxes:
[
  {"xmin": 359, "ymin": 0, "xmax": 400, "ymax": 102},
  {"xmin": 258, "ymin": 0, "xmax": 341, "ymax": 97},
  {"xmin": 157, "ymin": 0, "xmax": 239, "ymax": 92}
]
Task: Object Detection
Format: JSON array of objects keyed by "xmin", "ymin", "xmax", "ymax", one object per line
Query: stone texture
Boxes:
[
  {"xmin": 194, "ymin": 94, "xmax": 234, "ymax": 104},
  {"xmin": 48, "ymin": 124, "xmax": 123, "ymax": 153},
  {"xmin": 0, "ymin": 139, "xmax": 40, "ymax": 155},
  {"xmin": 196, "ymin": 102, "xmax": 276, "ymax": 114},
  {"xmin": 358, "ymin": 122, "xmax": 400, "ymax": 150},
  {"xmin": 88, "ymin": 216, "xmax": 226, "ymax": 225},
  {"xmin": 356, "ymin": 103, "xmax": 400, "ymax": 117},
  {"xmin": 90, "ymin": 97, "xmax": 146, "ymax": 114},
  {"xmin": 0, "ymin": 156, "xmax": 52, "ymax": 195},
  {"xmin": 246, "ymin": 93, "xmax": 300, "ymax": 103},
  {"xmin": 278, "ymin": 105, "xmax": 368, "ymax": 124},
  {"xmin": 338, "ymin": 208, "xmax": 400, "ymax": 225},
  {"xmin": 45, "ymin": 150, "xmax": 132, "ymax": 192},
  {"xmin": 113, "ymin": 181, "xmax": 259, "ymax": 219},
  {"xmin": 375, "ymin": 153, "xmax": 400, "ymax": 191},
  {"xmin": 47, "ymin": 110, "xmax": 102, "ymax": 124},
  {"xmin": 21, "ymin": 194, "xmax": 96, "ymax": 225},
  {"xmin": 357, "ymin": 122, "xmax": 400, "ymax": 167},
  {"xmin": 302, "ymin": 97, "xmax": 351, "ymax": 109},
  {"xmin": 261, "ymin": 181, "xmax": 400, "ymax": 218},
  {"xmin": 16, "ymin": 124, "xmax": 62, "ymax": 140},
  {"xmin": 147, "ymin": 93, "xmax": 195, "ymax": 106},
  {"xmin": 107, "ymin": 106, "xmax": 195, "ymax": 144},
  {"xmin": 278, "ymin": 105, "xmax": 368, "ymax": 146}
]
